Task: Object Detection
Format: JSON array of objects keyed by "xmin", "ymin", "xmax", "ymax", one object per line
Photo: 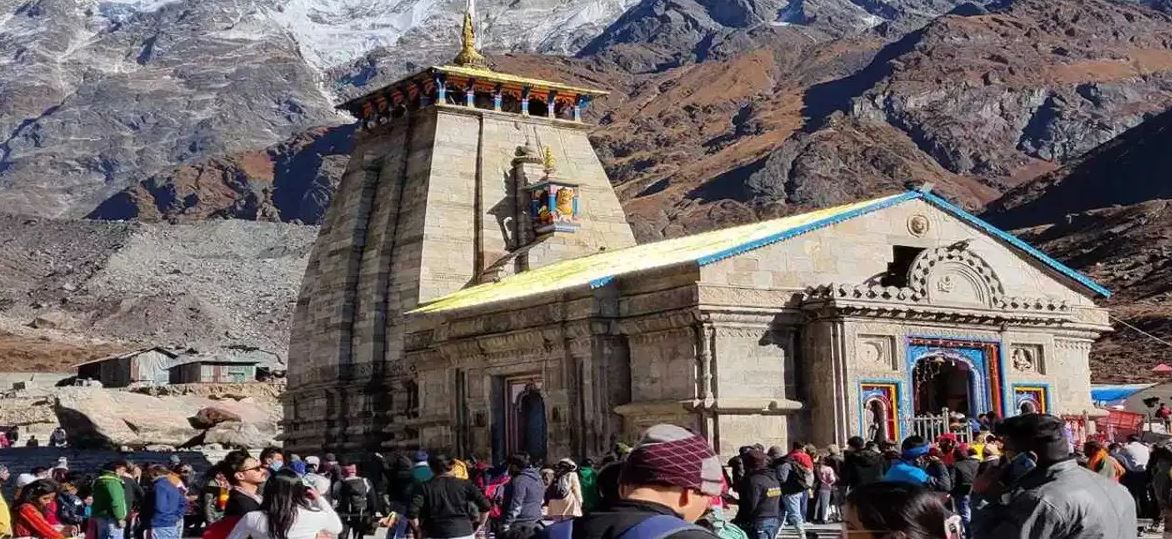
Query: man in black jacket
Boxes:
[
  {"xmin": 733, "ymin": 449, "xmax": 780, "ymax": 539},
  {"xmin": 409, "ymin": 453, "xmax": 491, "ymax": 539},
  {"xmin": 840, "ymin": 436, "xmax": 885, "ymax": 490},
  {"xmin": 951, "ymin": 447, "xmax": 980, "ymax": 538},
  {"xmin": 560, "ymin": 424, "xmax": 721, "ymax": 539}
]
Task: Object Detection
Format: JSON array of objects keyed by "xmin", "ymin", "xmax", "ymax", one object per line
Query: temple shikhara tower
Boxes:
[{"xmin": 286, "ymin": 7, "xmax": 1113, "ymax": 459}]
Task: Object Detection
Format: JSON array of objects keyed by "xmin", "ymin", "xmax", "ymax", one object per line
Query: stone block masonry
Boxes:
[{"xmin": 286, "ymin": 102, "xmax": 636, "ymax": 453}]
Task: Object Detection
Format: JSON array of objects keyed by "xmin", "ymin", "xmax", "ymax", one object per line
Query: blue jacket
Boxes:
[
  {"xmin": 149, "ymin": 477, "xmax": 187, "ymax": 528},
  {"xmin": 502, "ymin": 467, "xmax": 544, "ymax": 526},
  {"xmin": 883, "ymin": 461, "xmax": 931, "ymax": 486}
]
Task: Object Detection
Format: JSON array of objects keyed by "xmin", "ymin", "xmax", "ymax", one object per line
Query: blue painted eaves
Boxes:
[
  {"xmin": 918, "ymin": 191, "xmax": 1112, "ymax": 298},
  {"xmin": 695, "ymin": 191, "xmax": 922, "ymax": 267}
]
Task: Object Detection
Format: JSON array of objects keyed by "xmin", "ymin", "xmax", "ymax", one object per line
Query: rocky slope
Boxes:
[
  {"xmin": 982, "ymin": 106, "xmax": 1172, "ymax": 383},
  {"xmin": 0, "ymin": 213, "xmax": 317, "ymax": 370},
  {"xmin": 7, "ymin": 0, "xmax": 1172, "ymax": 382}
]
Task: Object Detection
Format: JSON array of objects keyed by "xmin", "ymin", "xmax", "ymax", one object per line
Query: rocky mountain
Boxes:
[
  {"xmin": 0, "ymin": 0, "xmax": 640, "ymax": 220},
  {"xmin": 982, "ymin": 106, "xmax": 1172, "ymax": 383},
  {"xmin": 7, "ymin": 0, "xmax": 1172, "ymax": 381}
]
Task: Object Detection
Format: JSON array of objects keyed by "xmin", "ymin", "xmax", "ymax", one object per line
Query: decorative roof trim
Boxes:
[
  {"xmin": 917, "ymin": 192, "xmax": 1111, "ymax": 298},
  {"xmin": 695, "ymin": 191, "xmax": 921, "ymax": 267}
]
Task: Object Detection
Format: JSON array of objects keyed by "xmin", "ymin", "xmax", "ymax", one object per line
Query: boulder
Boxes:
[
  {"xmin": 55, "ymin": 388, "xmax": 203, "ymax": 449},
  {"xmin": 191, "ymin": 406, "xmax": 242, "ymax": 429},
  {"xmin": 201, "ymin": 421, "xmax": 277, "ymax": 449},
  {"xmin": 53, "ymin": 387, "xmax": 282, "ymax": 449}
]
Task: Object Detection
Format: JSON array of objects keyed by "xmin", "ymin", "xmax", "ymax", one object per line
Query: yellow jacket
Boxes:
[
  {"xmin": 451, "ymin": 459, "xmax": 469, "ymax": 480},
  {"xmin": 0, "ymin": 491, "xmax": 13, "ymax": 537}
]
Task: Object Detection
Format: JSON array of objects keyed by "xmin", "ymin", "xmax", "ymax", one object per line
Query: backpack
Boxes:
[
  {"xmin": 485, "ymin": 475, "xmax": 510, "ymax": 520},
  {"xmin": 542, "ymin": 514, "xmax": 705, "ymax": 539},
  {"xmin": 338, "ymin": 477, "xmax": 371, "ymax": 515},
  {"xmin": 545, "ymin": 473, "xmax": 569, "ymax": 502},
  {"xmin": 817, "ymin": 465, "xmax": 837, "ymax": 488},
  {"xmin": 778, "ymin": 460, "xmax": 810, "ymax": 492},
  {"xmin": 703, "ymin": 507, "xmax": 748, "ymax": 539}
]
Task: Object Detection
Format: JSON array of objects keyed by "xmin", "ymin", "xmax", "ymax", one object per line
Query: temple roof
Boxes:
[
  {"xmin": 411, "ymin": 190, "xmax": 1110, "ymax": 314},
  {"xmin": 337, "ymin": 64, "xmax": 608, "ymax": 117}
]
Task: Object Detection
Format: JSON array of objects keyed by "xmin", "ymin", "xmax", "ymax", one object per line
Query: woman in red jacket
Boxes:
[{"xmin": 14, "ymin": 480, "xmax": 75, "ymax": 539}]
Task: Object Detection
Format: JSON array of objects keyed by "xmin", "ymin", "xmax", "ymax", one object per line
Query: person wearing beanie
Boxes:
[
  {"xmin": 972, "ymin": 413, "xmax": 1135, "ymax": 538},
  {"xmin": 732, "ymin": 449, "xmax": 780, "ymax": 539},
  {"xmin": 546, "ymin": 424, "xmax": 719, "ymax": 539},
  {"xmin": 411, "ymin": 451, "xmax": 434, "ymax": 485},
  {"xmin": 882, "ymin": 436, "xmax": 933, "ymax": 487}
]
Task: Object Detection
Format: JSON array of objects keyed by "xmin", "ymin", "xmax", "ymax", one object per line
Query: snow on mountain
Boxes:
[
  {"xmin": 266, "ymin": 0, "xmax": 445, "ymax": 69},
  {"xmin": 96, "ymin": 0, "xmax": 182, "ymax": 22},
  {"xmin": 266, "ymin": 0, "xmax": 639, "ymax": 71}
]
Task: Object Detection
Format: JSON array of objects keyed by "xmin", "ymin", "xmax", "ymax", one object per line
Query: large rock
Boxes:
[
  {"xmin": 191, "ymin": 407, "xmax": 243, "ymax": 429},
  {"xmin": 55, "ymin": 389, "xmax": 203, "ymax": 449},
  {"xmin": 200, "ymin": 421, "xmax": 278, "ymax": 449},
  {"xmin": 54, "ymin": 388, "xmax": 282, "ymax": 450}
]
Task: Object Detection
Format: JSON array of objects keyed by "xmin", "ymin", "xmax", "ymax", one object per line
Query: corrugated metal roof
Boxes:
[
  {"xmin": 410, "ymin": 189, "xmax": 1111, "ymax": 315},
  {"xmin": 72, "ymin": 347, "xmax": 180, "ymax": 368},
  {"xmin": 411, "ymin": 193, "xmax": 913, "ymax": 314}
]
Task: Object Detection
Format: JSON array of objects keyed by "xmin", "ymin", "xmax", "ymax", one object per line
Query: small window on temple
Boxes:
[{"xmin": 881, "ymin": 245, "xmax": 925, "ymax": 287}]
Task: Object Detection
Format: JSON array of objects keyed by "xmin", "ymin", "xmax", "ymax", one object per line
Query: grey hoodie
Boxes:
[{"xmin": 502, "ymin": 467, "xmax": 544, "ymax": 526}]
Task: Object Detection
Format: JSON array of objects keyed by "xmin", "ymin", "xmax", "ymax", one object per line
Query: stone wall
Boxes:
[{"xmin": 288, "ymin": 102, "xmax": 639, "ymax": 454}]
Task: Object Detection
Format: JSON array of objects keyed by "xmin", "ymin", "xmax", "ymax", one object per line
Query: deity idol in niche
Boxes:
[{"xmin": 554, "ymin": 187, "xmax": 576, "ymax": 221}]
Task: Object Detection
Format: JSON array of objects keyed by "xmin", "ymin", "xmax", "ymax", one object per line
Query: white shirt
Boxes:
[
  {"xmin": 304, "ymin": 473, "xmax": 333, "ymax": 502},
  {"xmin": 1124, "ymin": 441, "xmax": 1151, "ymax": 470},
  {"xmin": 227, "ymin": 496, "xmax": 343, "ymax": 539}
]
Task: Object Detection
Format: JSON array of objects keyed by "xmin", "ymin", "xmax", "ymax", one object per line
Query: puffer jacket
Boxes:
[
  {"xmin": 972, "ymin": 459, "xmax": 1135, "ymax": 539},
  {"xmin": 501, "ymin": 467, "xmax": 544, "ymax": 527}
]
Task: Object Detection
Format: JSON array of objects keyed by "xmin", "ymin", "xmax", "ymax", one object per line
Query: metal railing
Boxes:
[{"xmin": 909, "ymin": 408, "xmax": 973, "ymax": 443}]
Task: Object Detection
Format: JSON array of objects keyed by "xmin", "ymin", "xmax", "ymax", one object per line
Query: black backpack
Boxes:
[
  {"xmin": 545, "ymin": 474, "xmax": 569, "ymax": 502},
  {"xmin": 338, "ymin": 477, "xmax": 370, "ymax": 515}
]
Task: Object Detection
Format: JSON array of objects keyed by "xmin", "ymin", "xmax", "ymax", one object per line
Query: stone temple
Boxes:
[{"xmin": 284, "ymin": 12, "xmax": 1112, "ymax": 460}]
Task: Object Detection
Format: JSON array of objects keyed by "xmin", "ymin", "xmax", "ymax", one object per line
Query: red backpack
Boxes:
[{"xmin": 484, "ymin": 475, "xmax": 511, "ymax": 519}]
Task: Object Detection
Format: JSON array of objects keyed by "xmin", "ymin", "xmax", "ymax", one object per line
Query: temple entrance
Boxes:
[
  {"xmin": 913, "ymin": 355, "xmax": 973, "ymax": 416},
  {"xmin": 491, "ymin": 376, "xmax": 547, "ymax": 464},
  {"xmin": 909, "ymin": 355, "xmax": 976, "ymax": 442}
]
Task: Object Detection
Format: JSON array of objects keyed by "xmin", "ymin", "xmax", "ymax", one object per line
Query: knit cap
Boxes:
[{"xmin": 619, "ymin": 424, "xmax": 722, "ymax": 496}]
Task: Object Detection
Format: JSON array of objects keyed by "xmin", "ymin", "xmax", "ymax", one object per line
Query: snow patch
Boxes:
[
  {"xmin": 265, "ymin": 0, "xmax": 445, "ymax": 70},
  {"xmin": 96, "ymin": 0, "xmax": 183, "ymax": 23}
]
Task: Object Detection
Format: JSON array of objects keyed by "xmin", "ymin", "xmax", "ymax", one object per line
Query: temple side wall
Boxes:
[{"xmin": 286, "ymin": 111, "xmax": 441, "ymax": 451}]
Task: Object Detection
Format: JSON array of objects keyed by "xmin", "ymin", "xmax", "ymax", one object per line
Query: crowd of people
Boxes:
[{"xmin": 0, "ymin": 414, "xmax": 1161, "ymax": 539}]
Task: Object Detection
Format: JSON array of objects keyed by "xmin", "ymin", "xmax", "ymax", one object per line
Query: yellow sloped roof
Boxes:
[{"xmin": 412, "ymin": 193, "xmax": 911, "ymax": 314}]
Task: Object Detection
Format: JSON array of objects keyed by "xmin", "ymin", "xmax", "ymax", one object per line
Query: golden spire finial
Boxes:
[
  {"xmin": 542, "ymin": 146, "xmax": 556, "ymax": 173},
  {"xmin": 452, "ymin": 0, "xmax": 488, "ymax": 69}
]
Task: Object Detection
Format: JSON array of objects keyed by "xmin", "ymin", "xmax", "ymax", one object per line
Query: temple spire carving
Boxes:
[{"xmin": 452, "ymin": 0, "xmax": 489, "ymax": 69}]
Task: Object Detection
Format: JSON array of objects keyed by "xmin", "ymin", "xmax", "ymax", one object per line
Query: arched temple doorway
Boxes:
[
  {"xmin": 494, "ymin": 378, "xmax": 547, "ymax": 464},
  {"xmin": 912, "ymin": 355, "xmax": 974, "ymax": 416}
]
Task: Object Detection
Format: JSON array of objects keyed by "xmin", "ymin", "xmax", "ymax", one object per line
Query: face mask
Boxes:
[{"xmin": 270, "ymin": 461, "xmax": 284, "ymax": 472}]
